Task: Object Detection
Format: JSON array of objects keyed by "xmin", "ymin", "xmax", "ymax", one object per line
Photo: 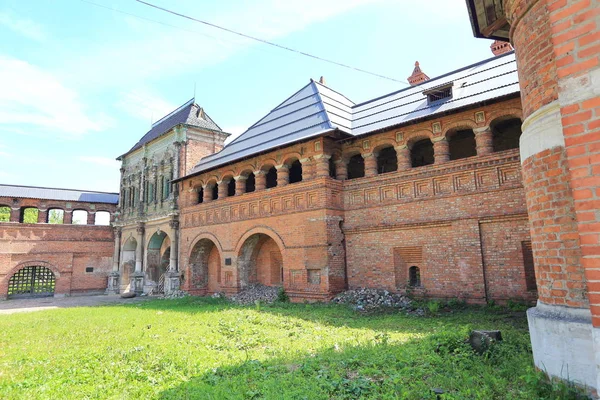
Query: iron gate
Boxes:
[{"xmin": 7, "ymin": 266, "xmax": 56, "ymax": 299}]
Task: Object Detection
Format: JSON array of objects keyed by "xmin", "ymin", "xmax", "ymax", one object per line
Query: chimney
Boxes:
[
  {"xmin": 319, "ymin": 76, "xmax": 326, "ymax": 85},
  {"xmin": 490, "ymin": 40, "xmax": 513, "ymax": 56},
  {"xmin": 407, "ymin": 61, "xmax": 430, "ymax": 86}
]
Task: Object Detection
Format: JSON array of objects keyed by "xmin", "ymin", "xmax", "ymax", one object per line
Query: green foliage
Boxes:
[
  {"xmin": 22, "ymin": 208, "xmax": 38, "ymax": 223},
  {"xmin": 446, "ymin": 298, "xmax": 467, "ymax": 309},
  {"xmin": 426, "ymin": 300, "xmax": 441, "ymax": 315},
  {"xmin": 0, "ymin": 297, "xmax": 587, "ymax": 399},
  {"xmin": 506, "ymin": 299, "xmax": 529, "ymax": 312},
  {"xmin": 48, "ymin": 209, "xmax": 64, "ymax": 224},
  {"xmin": 276, "ymin": 287, "xmax": 290, "ymax": 303},
  {"xmin": 0, "ymin": 206, "xmax": 10, "ymax": 222}
]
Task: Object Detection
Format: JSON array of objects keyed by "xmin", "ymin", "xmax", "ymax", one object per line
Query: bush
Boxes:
[{"xmin": 276, "ymin": 287, "xmax": 289, "ymax": 303}]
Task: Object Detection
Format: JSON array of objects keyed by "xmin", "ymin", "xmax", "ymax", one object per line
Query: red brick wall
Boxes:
[
  {"xmin": 177, "ymin": 97, "xmax": 534, "ymax": 303},
  {"xmin": 0, "ymin": 197, "xmax": 116, "ymax": 299}
]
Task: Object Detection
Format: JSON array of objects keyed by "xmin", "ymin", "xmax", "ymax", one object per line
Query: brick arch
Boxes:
[
  {"xmin": 204, "ymin": 176, "xmax": 218, "ymax": 187},
  {"xmin": 236, "ymin": 164, "xmax": 256, "ymax": 177},
  {"xmin": 442, "ymin": 120, "xmax": 478, "ymax": 138},
  {"xmin": 186, "ymin": 233, "xmax": 224, "ymax": 293},
  {"xmin": 281, "ymin": 152, "xmax": 303, "ymax": 166},
  {"xmin": 487, "ymin": 109, "xmax": 523, "ymax": 126},
  {"xmin": 342, "ymin": 146, "xmax": 363, "ymax": 160},
  {"xmin": 235, "ymin": 226, "xmax": 286, "ymax": 289},
  {"xmin": 1, "ymin": 261, "xmax": 61, "ymax": 299},
  {"xmin": 258, "ymin": 158, "xmax": 278, "ymax": 171},
  {"xmin": 372, "ymin": 140, "xmax": 397, "ymax": 154},
  {"xmin": 406, "ymin": 132, "xmax": 434, "ymax": 148},
  {"xmin": 218, "ymin": 170, "xmax": 236, "ymax": 181},
  {"xmin": 186, "ymin": 232, "xmax": 225, "ymax": 259}
]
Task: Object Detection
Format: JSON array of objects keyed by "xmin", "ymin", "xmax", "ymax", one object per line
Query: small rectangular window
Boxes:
[
  {"xmin": 225, "ymin": 258, "xmax": 232, "ymax": 266},
  {"xmin": 424, "ymin": 83, "xmax": 453, "ymax": 104},
  {"xmin": 522, "ymin": 241, "xmax": 537, "ymax": 291},
  {"xmin": 85, "ymin": 267, "xmax": 94, "ymax": 273}
]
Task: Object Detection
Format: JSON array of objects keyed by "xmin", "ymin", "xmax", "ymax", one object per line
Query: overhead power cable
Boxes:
[{"xmin": 133, "ymin": 0, "xmax": 409, "ymax": 85}]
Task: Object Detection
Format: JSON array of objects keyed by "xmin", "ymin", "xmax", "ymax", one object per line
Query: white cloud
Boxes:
[
  {"xmin": 0, "ymin": 56, "xmax": 108, "ymax": 138},
  {"xmin": 0, "ymin": 10, "xmax": 47, "ymax": 41},
  {"xmin": 78, "ymin": 156, "xmax": 120, "ymax": 168},
  {"xmin": 61, "ymin": 0, "xmax": 381, "ymax": 88},
  {"xmin": 116, "ymin": 89, "xmax": 177, "ymax": 122}
]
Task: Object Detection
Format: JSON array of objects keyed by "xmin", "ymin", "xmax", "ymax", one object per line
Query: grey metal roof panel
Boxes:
[
  {"xmin": 189, "ymin": 81, "xmax": 349, "ymax": 174},
  {"xmin": 122, "ymin": 98, "xmax": 223, "ymax": 158},
  {"xmin": 187, "ymin": 52, "xmax": 519, "ymax": 176},
  {"xmin": 0, "ymin": 184, "xmax": 119, "ymax": 204}
]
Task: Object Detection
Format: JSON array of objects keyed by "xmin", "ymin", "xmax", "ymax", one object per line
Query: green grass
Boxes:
[{"xmin": 0, "ymin": 297, "xmax": 584, "ymax": 399}]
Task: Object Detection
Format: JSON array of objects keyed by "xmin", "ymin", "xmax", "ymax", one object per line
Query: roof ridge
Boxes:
[
  {"xmin": 313, "ymin": 79, "xmax": 356, "ymax": 105},
  {"xmin": 311, "ymin": 80, "xmax": 335, "ymax": 130},
  {"xmin": 0, "ymin": 183, "xmax": 118, "ymax": 195},
  {"xmin": 151, "ymin": 97, "xmax": 194, "ymax": 128}
]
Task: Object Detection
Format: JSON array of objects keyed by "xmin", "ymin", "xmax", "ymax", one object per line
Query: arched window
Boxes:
[
  {"xmin": 0, "ymin": 206, "xmax": 10, "ymax": 222},
  {"xmin": 72, "ymin": 210, "xmax": 88, "ymax": 225},
  {"xmin": 266, "ymin": 166, "xmax": 277, "ymax": 188},
  {"xmin": 377, "ymin": 146, "xmax": 398, "ymax": 174},
  {"xmin": 411, "ymin": 139, "xmax": 434, "ymax": 167},
  {"xmin": 20, "ymin": 207, "xmax": 38, "ymax": 223},
  {"xmin": 227, "ymin": 179, "xmax": 236, "ymax": 197},
  {"xmin": 197, "ymin": 187, "xmax": 204, "ymax": 204},
  {"xmin": 94, "ymin": 211, "xmax": 110, "ymax": 226},
  {"xmin": 347, "ymin": 154, "xmax": 365, "ymax": 179},
  {"xmin": 47, "ymin": 209, "xmax": 64, "ymax": 224},
  {"xmin": 329, "ymin": 157, "xmax": 336, "ymax": 178},
  {"xmin": 211, "ymin": 184, "xmax": 218, "ymax": 200},
  {"xmin": 449, "ymin": 129, "xmax": 477, "ymax": 160},
  {"xmin": 491, "ymin": 118, "xmax": 522, "ymax": 152},
  {"xmin": 289, "ymin": 160, "xmax": 303, "ymax": 184},
  {"xmin": 409, "ymin": 266, "xmax": 421, "ymax": 287},
  {"xmin": 245, "ymin": 173, "xmax": 256, "ymax": 193}
]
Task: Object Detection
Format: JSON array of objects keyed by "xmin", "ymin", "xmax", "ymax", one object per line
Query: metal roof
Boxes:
[
  {"xmin": 0, "ymin": 184, "xmax": 119, "ymax": 204},
  {"xmin": 120, "ymin": 98, "xmax": 223, "ymax": 158},
  {"xmin": 186, "ymin": 52, "xmax": 519, "ymax": 177}
]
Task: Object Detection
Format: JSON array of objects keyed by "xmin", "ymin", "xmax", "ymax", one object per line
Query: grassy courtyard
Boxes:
[{"xmin": 0, "ymin": 297, "xmax": 582, "ymax": 399}]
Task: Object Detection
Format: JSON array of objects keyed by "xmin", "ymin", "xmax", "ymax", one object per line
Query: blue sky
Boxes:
[{"xmin": 0, "ymin": 0, "xmax": 495, "ymax": 193}]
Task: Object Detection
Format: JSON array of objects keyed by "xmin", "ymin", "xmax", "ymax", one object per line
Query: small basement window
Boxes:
[
  {"xmin": 424, "ymin": 83, "xmax": 453, "ymax": 104},
  {"xmin": 409, "ymin": 266, "xmax": 421, "ymax": 287}
]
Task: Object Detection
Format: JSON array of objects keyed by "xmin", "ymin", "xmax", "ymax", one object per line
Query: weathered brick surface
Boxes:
[
  {"xmin": 178, "ymin": 98, "xmax": 534, "ymax": 303},
  {"xmin": 0, "ymin": 197, "xmax": 116, "ymax": 299}
]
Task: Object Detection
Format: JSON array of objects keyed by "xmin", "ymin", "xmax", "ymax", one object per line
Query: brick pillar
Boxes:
[
  {"xmin": 203, "ymin": 184, "xmax": 213, "ymax": 203},
  {"xmin": 314, "ymin": 154, "xmax": 331, "ymax": 178},
  {"xmin": 87, "ymin": 211, "xmax": 95, "ymax": 225},
  {"xmin": 37, "ymin": 209, "xmax": 48, "ymax": 223},
  {"xmin": 363, "ymin": 153, "xmax": 377, "ymax": 177},
  {"xmin": 133, "ymin": 223, "xmax": 145, "ymax": 294},
  {"xmin": 107, "ymin": 227, "xmax": 121, "ymax": 294},
  {"xmin": 276, "ymin": 164, "xmax": 289, "ymax": 187},
  {"xmin": 234, "ymin": 175, "xmax": 246, "ymax": 195},
  {"xmin": 395, "ymin": 145, "xmax": 411, "ymax": 170},
  {"xmin": 334, "ymin": 159, "xmax": 347, "ymax": 180},
  {"xmin": 255, "ymin": 170, "xmax": 266, "ymax": 191},
  {"xmin": 217, "ymin": 180, "xmax": 229, "ymax": 199},
  {"xmin": 433, "ymin": 138, "xmax": 449, "ymax": 164},
  {"xmin": 64, "ymin": 210, "xmax": 72, "ymax": 224},
  {"xmin": 9, "ymin": 207, "xmax": 20, "ymax": 222},
  {"xmin": 300, "ymin": 157, "xmax": 314, "ymax": 180},
  {"xmin": 502, "ymin": 0, "xmax": 599, "ymax": 392},
  {"xmin": 474, "ymin": 127, "xmax": 493, "ymax": 156}
]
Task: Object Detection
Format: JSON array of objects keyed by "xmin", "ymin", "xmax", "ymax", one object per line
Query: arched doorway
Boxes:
[
  {"xmin": 7, "ymin": 266, "xmax": 55, "ymax": 299},
  {"xmin": 189, "ymin": 238, "xmax": 221, "ymax": 293},
  {"xmin": 238, "ymin": 233, "xmax": 283, "ymax": 289},
  {"xmin": 121, "ymin": 236, "xmax": 137, "ymax": 288},
  {"xmin": 147, "ymin": 231, "xmax": 170, "ymax": 285}
]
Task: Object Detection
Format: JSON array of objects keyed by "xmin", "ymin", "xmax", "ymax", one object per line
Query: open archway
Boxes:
[
  {"xmin": 147, "ymin": 231, "xmax": 170, "ymax": 284},
  {"xmin": 188, "ymin": 238, "xmax": 221, "ymax": 293},
  {"xmin": 237, "ymin": 233, "xmax": 283, "ymax": 289}
]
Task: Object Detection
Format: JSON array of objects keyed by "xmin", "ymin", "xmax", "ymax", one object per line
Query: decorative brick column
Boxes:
[
  {"xmin": 314, "ymin": 154, "xmax": 331, "ymax": 178},
  {"xmin": 362, "ymin": 153, "xmax": 377, "ymax": 177},
  {"xmin": 217, "ymin": 180, "xmax": 229, "ymax": 199},
  {"xmin": 334, "ymin": 159, "xmax": 347, "ymax": 180},
  {"xmin": 132, "ymin": 223, "xmax": 145, "ymax": 294},
  {"xmin": 37, "ymin": 208, "xmax": 47, "ymax": 223},
  {"xmin": 165, "ymin": 218, "xmax": 181, "ymax": 295},
  {"xmin": 276, "ymin": 164, "xmax": 289, "ymax": 187},
  {"xmin": 395, "ymin": 145, "xmax": 411, "ymax": 170},
  {"xmin": 501, "ymin": 0, "xmax": 600, "ymax": 392},
  {"xmin": 87, "ymin": 211, "xmax": 95, "ymax": 225},
  {"xmin": 64, "ymin": 210, "xmax": 72, "ymax": 224},
  {"xmin": 234, "ymin": 175, "xmax": 246, "ymax": 195},
  {"xmin": 433, "ymin": 137, "xmax": 449, "ymax": 164},
  {"xmin": 9, "ymin": 207, "xmax": 20, "ymax": 222},
  {"xmin": 107, "ymin": 227, "xmax": 121, "ymax": 294},
  {"xmin": 474, "ymin": 127, "xmax": 493, "ymax": 156},
  {"xmin": 254, "ymin": 170, "xmax": 266, "ymax": 191},
  {"xmin": 203, "ymin": 184, "xmax": 213, "ymax": 203}
]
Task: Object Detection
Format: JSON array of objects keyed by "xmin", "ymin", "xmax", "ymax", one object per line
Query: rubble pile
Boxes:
[
  {"xmin": 229, "ymin": 284, "xmax": 280, "ymax": 304},
  {"xmin": 332, "ymin": 288, "xmax": 413, "ymax": 311}
]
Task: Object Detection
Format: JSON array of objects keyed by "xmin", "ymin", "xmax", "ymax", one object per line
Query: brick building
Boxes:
[
  {"xmin": 109, "ymin": 98, "xmax": 228, "ymax": 295},
  {"xmin": 0, "ymin": 185, "xmax": 118, "ymax": 299},
  {"xmin": 465, "ymin": 0, "xmax": 600, "ymax": 393},
  {"xmin": 172, "ymin": 50, "xmax": 533, "ymax": 304}
]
